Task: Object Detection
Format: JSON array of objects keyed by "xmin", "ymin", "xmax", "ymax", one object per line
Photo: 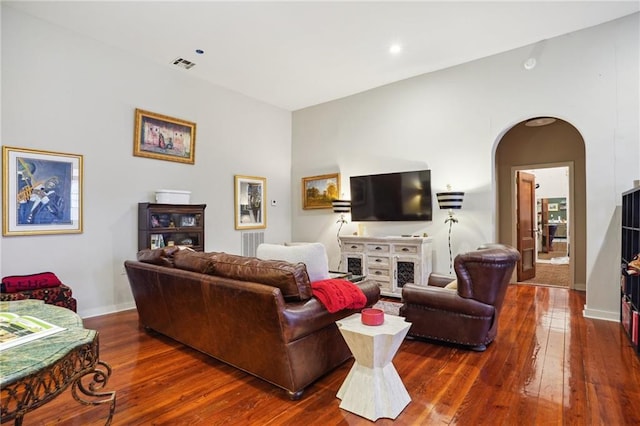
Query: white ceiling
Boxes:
[{"xmin": 6, "ymin": 1, "xmax": 639, "ymax": 111}]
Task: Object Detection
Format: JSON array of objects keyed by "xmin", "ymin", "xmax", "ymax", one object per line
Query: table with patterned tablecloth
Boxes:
[{"xmin": 0, "ymin": 300, "xmax": 115, "ymax": 425}]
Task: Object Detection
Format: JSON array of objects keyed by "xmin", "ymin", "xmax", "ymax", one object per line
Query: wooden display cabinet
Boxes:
[
  {"xmin": 621, "ymin": 187, "xmax": 640, "ymax": 356},
  {"xmin": 138, "ymin": 203, "xmax": 206, "ymax": 252}
]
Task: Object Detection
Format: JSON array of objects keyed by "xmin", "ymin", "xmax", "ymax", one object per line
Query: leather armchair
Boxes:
[{"xmin": 399, "ymin": 244, "xmax": 520, "ymax": 351}]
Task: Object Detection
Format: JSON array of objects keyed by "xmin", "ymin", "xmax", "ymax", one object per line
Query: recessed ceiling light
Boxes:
[{"xmin": 389, "ymin": 43, "xmax": 402, "ymax": 55}]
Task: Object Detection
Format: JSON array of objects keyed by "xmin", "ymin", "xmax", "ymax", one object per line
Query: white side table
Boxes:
[{"xmin": 336, "ymin": 313, "xmax": 411, "ymax": 421}]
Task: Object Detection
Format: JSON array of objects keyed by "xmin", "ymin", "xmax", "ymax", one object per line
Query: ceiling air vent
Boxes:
[{"xmin": 172, "ymin": 58, "xmax": 196, "ymax": 70}]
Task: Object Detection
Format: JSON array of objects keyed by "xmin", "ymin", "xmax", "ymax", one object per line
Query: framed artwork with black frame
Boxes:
[{"xmin": 2, "ymin": 146, "xmax": 83, "ymax": 236}]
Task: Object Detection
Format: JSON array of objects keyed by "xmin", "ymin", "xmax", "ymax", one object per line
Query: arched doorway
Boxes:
[{"xmin": 495, "ymin": 117, "xmax": 586, "ymax": 290}]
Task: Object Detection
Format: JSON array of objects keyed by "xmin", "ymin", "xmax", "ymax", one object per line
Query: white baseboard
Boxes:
[
  {"xmin": 573, "ymin": 282, "xmax": 586, "ymax": 291},
  {"xmin": 79, "ymin": 301, "xmax": 136, "ymax": 319},
  {"xmin": 583, "ymin": 304, "xmax": 619, "ymax": 322}
]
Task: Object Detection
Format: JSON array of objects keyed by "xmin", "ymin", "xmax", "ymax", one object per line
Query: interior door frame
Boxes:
[{"xmin": 510, "ymin": 161, "xmax": 575, "ymax": 289}]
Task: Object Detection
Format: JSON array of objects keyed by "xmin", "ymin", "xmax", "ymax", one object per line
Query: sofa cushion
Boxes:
[
  {"xmin": 210, "ymin": 253, "xmax": 312, "ymax": 301},
  {"xmin": 137, "ymin": 246, "xmax": 180, "ymax": 267},
  {"xmin": 173, "ymin": 251, "xmax": 218, "ymax": 274},
  {"xmin": 257, "ymin": 242, "xmax": 330, "ymax": 282}
]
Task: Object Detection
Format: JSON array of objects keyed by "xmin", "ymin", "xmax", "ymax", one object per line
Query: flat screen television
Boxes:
[{"xmin": 349, "ymin": 170, "xmax": 432, "ymax": 221}]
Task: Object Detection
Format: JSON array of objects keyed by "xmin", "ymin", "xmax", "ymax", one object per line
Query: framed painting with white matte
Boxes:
[
  {"xmin": 234, "ymin": 175, "xmax": 266, "ymax": 230},
  {"xmin": 2, "ymin": 146, "xmax": 83, "ymax": 236}
]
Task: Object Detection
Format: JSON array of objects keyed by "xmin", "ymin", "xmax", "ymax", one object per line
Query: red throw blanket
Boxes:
[
  {"xmin": 1, "ymin": 272, "xmax": 62, "ymax": 293},
  {"xmin": 311, "ymin": 279, "xmax": 367, "ymax": 313}
]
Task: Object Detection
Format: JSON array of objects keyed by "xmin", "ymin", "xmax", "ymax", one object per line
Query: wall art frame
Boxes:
[
  {"xmin": 234, "ymin": 175, "xmax": 267, "ymax": 230},
  {"xmin": 133, "ymin": 108, "xmax": 196, "ymax": 164},
  {"xmin": 2, "ymin": 146, "xmax": 83, "ymax": 236},
  {"xmin": 302, "ymin": 173, "xmax": 340, "ymax": 210}
]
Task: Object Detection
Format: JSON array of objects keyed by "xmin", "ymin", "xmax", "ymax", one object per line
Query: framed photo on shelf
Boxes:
[
  {"xmin": 234, "ymin": 175, "xmax": 266, "ymax": 230},
  {"xmin": 302, "ymin": 173, "xmax": 340, "ymax": 209},
  {"xmin": 180, "ymin": 215, "xmax": 196, "ymax": 227},
  {"xmin": 2, "ymin": 146, "xmax": 83, "ymax": 236},
  {"xmin": 133, "ymin": 108, "xmax": 196, "ymax": 164}
]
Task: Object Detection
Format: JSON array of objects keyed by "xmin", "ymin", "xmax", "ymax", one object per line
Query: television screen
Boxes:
[{"xmin": 350, "ymin": 170, "xmax": 432, "ymax": 221}]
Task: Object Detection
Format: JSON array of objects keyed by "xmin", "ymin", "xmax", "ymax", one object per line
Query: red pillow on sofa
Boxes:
[{"xmin": 1, "ymin": 272, "xmax": 62, "ymax": 293}]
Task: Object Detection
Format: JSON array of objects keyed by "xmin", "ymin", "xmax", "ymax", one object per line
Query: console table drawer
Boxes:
[
  {"xmin": 366, "ymin": 244, "xmax": 390, "ymax": 254},
  {"xmin": 344, "ymin": 243, "xmax": 365, "ymax": 252},
  {"xmin": 394, "ymin": 245, "xmax": 418, "ymax": 254},
  {"xmin": 368, "ymin": 267, "xmax": 390, "ymax": 279},
  {"xmin": 368, "ymin": 256, "xmax": 390, "ymax": 267}
]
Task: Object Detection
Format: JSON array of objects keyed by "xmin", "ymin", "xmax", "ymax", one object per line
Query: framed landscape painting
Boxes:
[
  {"xmin": 302, "ymin": 173, "xmax": 340, "ymax": 209},
  {"xmin": 133, "ymin": 108, "xmax": 196, "ymax": 164},
  {"xmin": 2, "ymin": 146, "xmax": 83, "ymax": 236},
  {"xmin": 234, "ymin": 175, "xmax": 266, "ymax": 230}
]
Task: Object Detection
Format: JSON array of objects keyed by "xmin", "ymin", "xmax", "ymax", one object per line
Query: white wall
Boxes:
[
  {"xmin": 1, "ymin": 7, "xmax": 293, "ymax": 317},
  {"xmin": 292, "ymin": 14, "xmax": 639, "ymax": 320},
  {"xmin": 529, "ymin": 167, "xmax": 569, "ymax": 200}
]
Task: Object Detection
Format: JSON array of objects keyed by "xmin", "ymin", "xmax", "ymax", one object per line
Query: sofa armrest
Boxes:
[
  {"xmin": 280, "ymin": 278, "xmax": 380, "ymax": 342},
  {"xmin": 356, "ymin": 278, "xmax": 381, "ymax": 306},
  {"xmin": 402, "ymin": 283, "xmax": 493, "ymax": 317},
  {"xmin": 428, "ymin": 273, "xmax": 456, "ymax": 288}
]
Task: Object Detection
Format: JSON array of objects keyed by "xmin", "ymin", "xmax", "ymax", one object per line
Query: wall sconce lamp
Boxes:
[{"xmin": 436, "ymin": 186, "xmax": 464, "ymax": 275}]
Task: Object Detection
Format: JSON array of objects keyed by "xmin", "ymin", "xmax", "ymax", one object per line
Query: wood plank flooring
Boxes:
[{"xmin": 18, "ymin": 284, "xmax": 640, "ymax": 425}]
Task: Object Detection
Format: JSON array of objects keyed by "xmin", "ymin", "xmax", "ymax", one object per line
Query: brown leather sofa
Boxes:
[
  {"xmin": 124, "ymin": 247, "xmax": 380, "ymax": 399},
  {"xmin": 399, "ymin": 244, "xmax": 520, "ymax": 351}
]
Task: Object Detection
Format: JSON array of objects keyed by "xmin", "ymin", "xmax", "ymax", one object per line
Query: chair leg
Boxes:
[
  {"xmin": 470, "ymin": 344, "xmax": 487, "ymax": 352},
  {"xmin": 287, "ymin": 389, "xmax": 304, "ymax": 400}
]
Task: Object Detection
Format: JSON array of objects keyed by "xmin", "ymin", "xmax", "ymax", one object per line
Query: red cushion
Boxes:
[{"xmin": 1, "ymin": 272, "xmax": 62, "ymax": 293}]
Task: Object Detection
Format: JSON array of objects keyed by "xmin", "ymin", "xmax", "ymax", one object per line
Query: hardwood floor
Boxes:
[{"xmin": 21, "ymin": 284, "xmax": 640, "ymax": 425}]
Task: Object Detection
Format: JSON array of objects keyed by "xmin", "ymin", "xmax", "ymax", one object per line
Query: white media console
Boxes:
[{"xmin": 339, "ymin": 236, "xmax": 433, "ymax": 298}]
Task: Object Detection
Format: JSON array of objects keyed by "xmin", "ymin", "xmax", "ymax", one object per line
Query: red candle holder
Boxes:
[{"xmin": 361, "ymin": 308, "xmax": 384, "ymax": 326}]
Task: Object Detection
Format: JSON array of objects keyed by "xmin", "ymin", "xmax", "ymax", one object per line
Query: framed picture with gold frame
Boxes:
[
  {"xmin": 302, "ymin": 173, "xmax": 340, "ymax": 209},
  {"xmin": 2, "ymin": 146, "xmax": 83, "ymax": 236},
  {"xmin": 234, "ymin": 175, "xmax": 266, "ymax": 230},
  {"xmin": 133, "ymin": 108, "xmax": 196, "ymax": 164}
]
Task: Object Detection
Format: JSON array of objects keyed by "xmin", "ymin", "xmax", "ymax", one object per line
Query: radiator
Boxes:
[{"xmin": 241, "ymin": 231, "xmax": 264, "ymax": 257}]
